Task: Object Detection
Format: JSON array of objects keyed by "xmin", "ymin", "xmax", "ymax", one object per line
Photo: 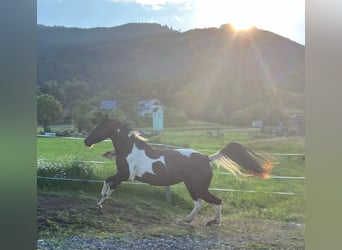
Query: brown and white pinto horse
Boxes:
[{"xmin": 84, "ymin": 116, "xmax": 275, "ymax": 225}]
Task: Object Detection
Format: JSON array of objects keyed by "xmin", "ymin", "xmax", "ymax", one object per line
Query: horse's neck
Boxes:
[
  {"xmin": 109, "ymin": 134, "xmax": 147, "ymax": 155},
  {"xmin": 109, "ymin": 135, "xmax": 127, "ymax": 154}
]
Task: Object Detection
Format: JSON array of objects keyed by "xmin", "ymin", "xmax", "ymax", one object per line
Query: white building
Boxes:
[
  {"xmin": 152, "ymin": 107, "xmax": 164, "ymax": 132},
  {"xmin": 136, "ymin": 99, "xmax": 164, "ymax": 116}
]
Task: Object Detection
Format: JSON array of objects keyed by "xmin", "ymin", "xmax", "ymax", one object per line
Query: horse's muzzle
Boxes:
[{"xmin": 84, "ymin": 138, "xmax": 92, "ymax": 147}]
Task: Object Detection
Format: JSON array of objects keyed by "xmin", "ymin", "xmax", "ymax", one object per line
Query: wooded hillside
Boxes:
[{"xmin": 37, "ymin": 23, "xmax": 304, "ymax": 121}]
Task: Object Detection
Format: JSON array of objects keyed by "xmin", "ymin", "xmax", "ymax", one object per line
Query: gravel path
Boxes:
[{"xmin": 37, "ymin": 235, "xmax": 236, "ymax": 250}]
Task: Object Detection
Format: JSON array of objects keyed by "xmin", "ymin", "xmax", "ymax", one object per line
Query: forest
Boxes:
[{"xmin": 37, "ymin": 23, "xmax": 304, "ymax": 132}]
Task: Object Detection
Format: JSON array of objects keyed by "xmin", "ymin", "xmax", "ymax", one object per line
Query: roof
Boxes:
[
  {"xmin": 137, "ymin": 99, "xmax": 164, "ymax": 107},
  {"xmin": 100, "ymin": 100, "xmax": 117, "ymax": 110}
]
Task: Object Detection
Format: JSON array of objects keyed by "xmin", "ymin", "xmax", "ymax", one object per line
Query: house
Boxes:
[
  {"xmin": 136, "ymin": 99, "xmax": 164, "ymax": 116},
  {"xmin": 100, "ymin": 100, "xmax": 117, "ymax": 110},
  {"xmin": 152, "ymin": 107, "xmax": 164, "ymax": 132},
  {"xmin": 252, "ymin": 120, "xmax": 263, "ymax": 128}
]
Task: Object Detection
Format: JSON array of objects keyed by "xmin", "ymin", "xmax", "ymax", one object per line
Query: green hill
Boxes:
[{"xmin": 37, "ymin": 23, "xmax": 304, "ymax": 120}]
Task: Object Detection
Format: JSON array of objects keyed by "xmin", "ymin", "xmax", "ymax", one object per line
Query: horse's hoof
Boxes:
[
  {"xmin": 206, "ymin": 220, "xmax": 220, "ymax": 226},
  {"xmin": 183, "ymin": 216, "xmax": 194, "ymax": 223},
  {"xmin": 97, "ymin": 202, "xmax": 103, "ymax": 208}
]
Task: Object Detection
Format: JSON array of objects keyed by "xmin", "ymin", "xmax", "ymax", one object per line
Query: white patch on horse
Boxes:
[
  {"xmin": 174, "ymin": 148, "xmax": 200, "ymax": 157},
  {"xmin": 126, "ymin": 143, "xmax": 165, "ymax": 180}
]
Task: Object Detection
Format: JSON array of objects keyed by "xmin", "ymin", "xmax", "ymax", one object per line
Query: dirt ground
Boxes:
[{"xmin": 37, "ymin": 193, "xmax": 305, "ymax": 249}]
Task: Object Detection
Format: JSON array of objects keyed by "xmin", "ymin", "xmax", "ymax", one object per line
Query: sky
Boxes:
[{"xmin": 37, "ymin": 0, "xmax": 305, "ymax": 45}]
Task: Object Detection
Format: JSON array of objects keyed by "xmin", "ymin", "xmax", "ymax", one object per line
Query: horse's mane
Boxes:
[
  {"xmin": 109, "ymin": 118, "xmax": 148, "ymax": 142},
  {"xmin": 128, "ymin": 131, "xmax": 148, "ymax": 142}
]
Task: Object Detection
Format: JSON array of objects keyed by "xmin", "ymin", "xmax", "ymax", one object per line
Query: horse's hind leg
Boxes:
[
  {"xmin": 183, "ymin": 180, "xmax": 204, "ymax": 222},
  {"xmin": 200, "ymin": 191, "xmax": 222, "ymax": 226},
  {"xmin": 184, "ymin": 187, "xmax": 222, "ymax": 225},
  {"xmin": 186, "ymin": 199, "xmax": 204, "ymax": 222},
  {"xmin": 184, "ymin": 167, "xmax": 221, "ymax": 224},
  {"xmin": 206, "ymin": 203, "xmax": 221, "ymax": 226},
  {"xmin": 190, "ymin": 188, "xmax": 222, "ymax": 226}
]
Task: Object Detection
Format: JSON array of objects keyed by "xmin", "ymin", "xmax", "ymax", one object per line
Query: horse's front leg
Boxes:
[
  {"xmin": 97, "ymin": 181, "xmax": 112, "ymax": 208},
  {"xmin": 97, "ymin": 173, "xmax": 128, "ymax": 208}
]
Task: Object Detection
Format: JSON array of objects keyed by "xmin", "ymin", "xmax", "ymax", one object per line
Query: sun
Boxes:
[
  {"xmin": 230, "ymin": 21, "xmax": 254, "ymax": 31},
  {"xmin": 191, "ymin": 1, "xmax": 257, "ymax": 32}
]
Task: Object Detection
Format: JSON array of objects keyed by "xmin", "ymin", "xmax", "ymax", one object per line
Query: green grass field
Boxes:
[{"xmin": 37, "ymin": 127, "xmax": 305, "ymax": 225}]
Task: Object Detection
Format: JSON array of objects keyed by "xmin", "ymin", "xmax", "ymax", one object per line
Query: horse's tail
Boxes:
[{"xmin": 209, "ymin": 142, "xmax": 275, "ymax": 179}]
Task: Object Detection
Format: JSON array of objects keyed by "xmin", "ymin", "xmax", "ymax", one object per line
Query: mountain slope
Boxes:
[{"xmin": 37, "ymin": 23, "xmax": 304, "ymax": 118}]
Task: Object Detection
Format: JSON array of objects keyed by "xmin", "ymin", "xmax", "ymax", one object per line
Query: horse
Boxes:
[{"xmin": 84, "ymin": 116, "xmax": 275, "ymax": 226}]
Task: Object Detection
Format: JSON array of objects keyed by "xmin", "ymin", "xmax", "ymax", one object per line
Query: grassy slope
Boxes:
[
  {"xmin": 37, "ymin": 129, "xmax": 305, "ymax": 244},
  {"xmin": 37, "ymin": 190, "xmax": 305, "ymax": 249}
]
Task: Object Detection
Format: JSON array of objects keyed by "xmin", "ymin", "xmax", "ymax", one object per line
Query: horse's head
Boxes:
[{"xmin": 84, "ymin": 116, "xmax": 129, "ymax": 147}]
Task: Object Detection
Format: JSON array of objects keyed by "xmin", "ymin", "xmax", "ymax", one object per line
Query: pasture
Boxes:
[{"xmin": 37, "ymin": 128, "xmax": 305, "ymax": 248}]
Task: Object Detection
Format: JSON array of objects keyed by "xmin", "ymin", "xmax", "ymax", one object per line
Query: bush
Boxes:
[
  {"xmin": 164, "ymin": 107, "xmax": 188, "ymax": 127},
  {"xmin": 55, "ymin": 129, "xmax": 77, "ymax": 137},
  {"xmin": 37, "ymin": 160, "xmax": 98, "ymax": 179},
  {"xmin": 229, "ymin": 110, "xmax": 251, "ymax": 127},
  {"xmin": 133, "ymin": 114, "xmax": 152, "ymax": 127},
  {"xmin": 37, "ymin": 160, "xmax": 101, "ymax": 191},
  {"xmin": 228, "ymin": 104, "xmax": 290, "ymax": 127}
]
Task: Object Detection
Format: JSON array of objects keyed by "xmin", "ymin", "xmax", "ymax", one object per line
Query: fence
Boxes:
[
  {"xmin": 37, "ymin": 143, "xmax": 305, "ymax": 201},
  {"xmin": 37, "ymin": 175, "xmax": 304, "ymax": 196}
]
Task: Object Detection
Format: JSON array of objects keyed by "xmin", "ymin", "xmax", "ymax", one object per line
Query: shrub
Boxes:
[
  {"xmin": 37, "ymin": 160, "xmax": 101, "ymax": 191},
  {"xmin": 37, "ymin": 160, "xmax": 98, "ymax": 179},
  {"xmin": 164, "ymin": 107, "xmax": 188, "ymax": 127},
  {"xmin": 230, "ymin": 110, "xmax": 251, "ymax": 127}
]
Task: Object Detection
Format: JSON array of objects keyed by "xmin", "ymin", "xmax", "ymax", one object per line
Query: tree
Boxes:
[
  {"xmin": 62, "ymin": 80, "xmax": 90, "ymax": 115},
  {"xmin": 37, "ymin": 94, "xmax": 64, "ymax": 132},
  {"xmin": 229, "ymin": 110, "xmax": 251, "ymax": 127},
  {"xmin": 244, "ymin": 102, "xmax": 269, "ymax": 121},
  {"xmin": 164, "ymin": 107, "xmax": 188, "ymax": 127},
  {"xmin": 39, "ymin": 80, "xmax": 64, "ymax": 103},
  {"xmin": 265, "ymin": 107, "xmax": 289, "ymax": 126},
  {"xmin": 71, "ymin": 100, "xmax": 95, "ymax": 133},
  {"xmin": 202, "ymin": 104, "xmax": 226, "ymax": 124}
]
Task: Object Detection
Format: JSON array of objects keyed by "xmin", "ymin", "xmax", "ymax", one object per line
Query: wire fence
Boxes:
[
  {"xmin": 37, "ymin": 138, "xmax": 305, "ymax": 196},
  {"xmin": 37, "ymin": 175, "xmax": 303, "ymax": 196},
  {"xmin": 37, "ymin": 154, "xmax": 305, "ymax": 196}
]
